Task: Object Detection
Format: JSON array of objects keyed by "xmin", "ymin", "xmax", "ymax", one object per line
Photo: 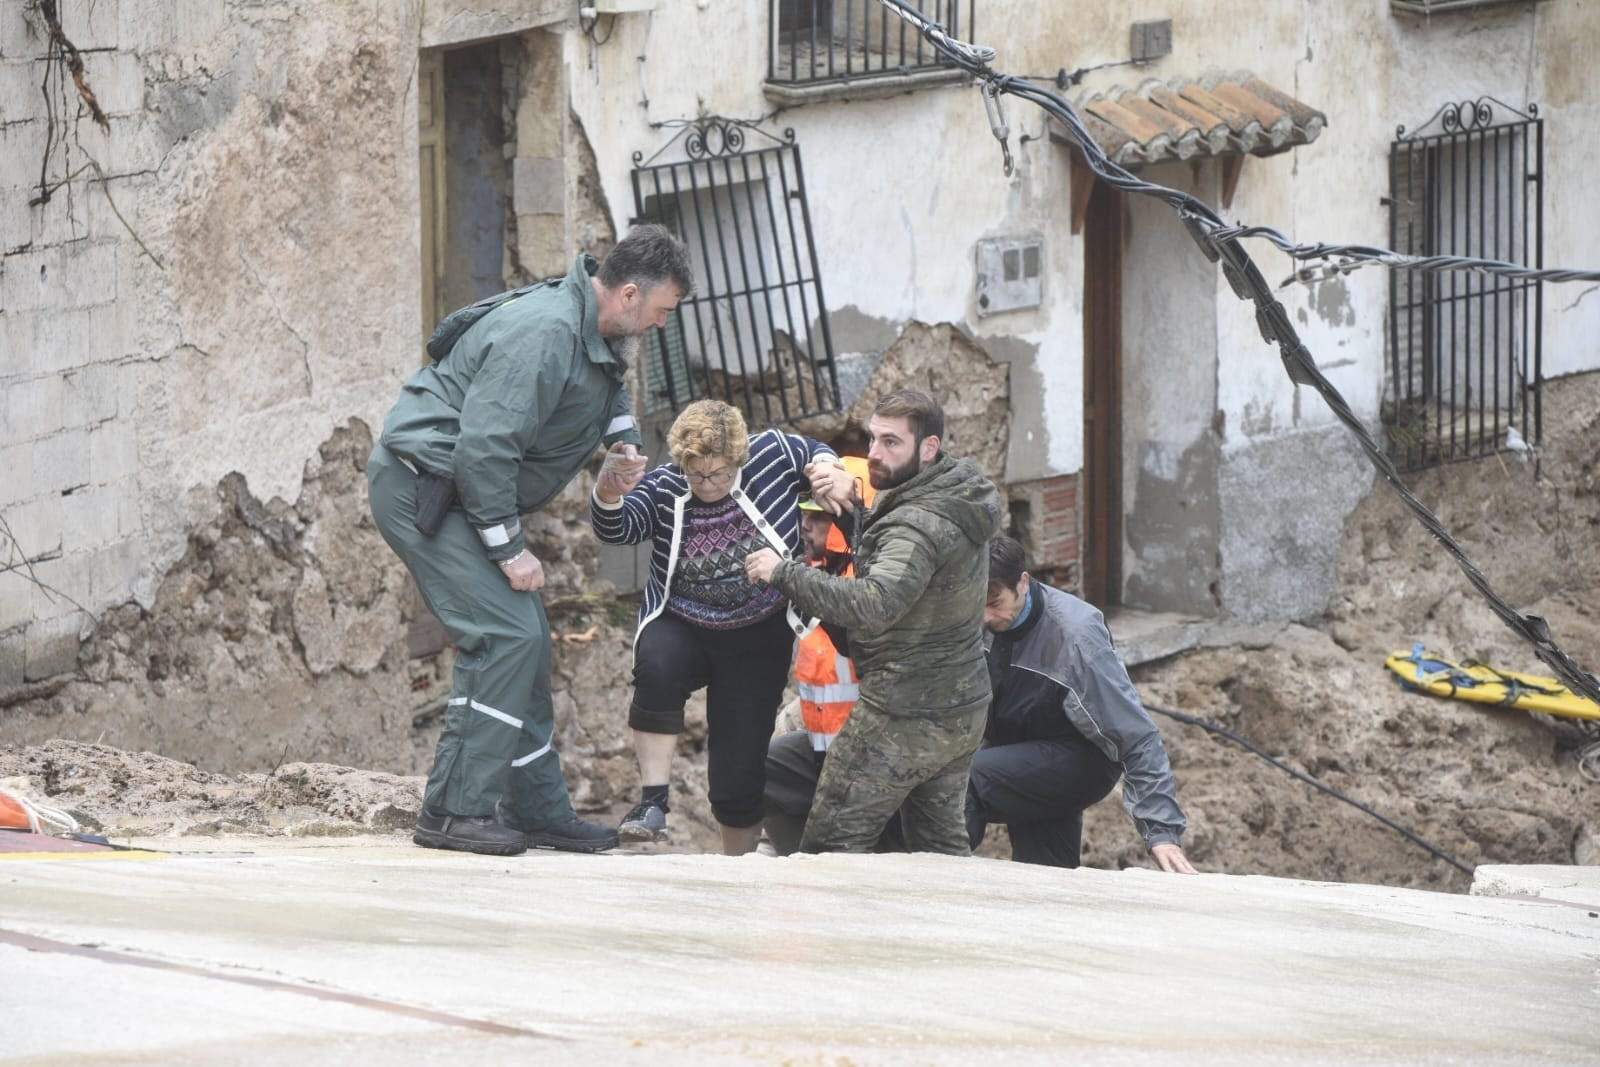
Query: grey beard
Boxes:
[{"xmin": 613, "ymin": 332, "xmax": 642, "ymax": 365}]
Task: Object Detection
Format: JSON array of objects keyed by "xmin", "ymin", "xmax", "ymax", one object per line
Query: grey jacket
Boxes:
[{"xmin": 1007, "ymin": 582, "xmax": 1187, "ymax": 848}]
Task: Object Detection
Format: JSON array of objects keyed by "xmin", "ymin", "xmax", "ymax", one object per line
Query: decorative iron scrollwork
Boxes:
[
  {"xmin": 632, "ymin": 116, "xmax": 796, "ymax": 168},
  {"xmin": 1396, "ymin": 96, "xmax": 1538, "ymax": 141}
]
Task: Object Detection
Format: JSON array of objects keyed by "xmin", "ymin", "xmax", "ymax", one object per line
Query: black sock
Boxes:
[{"xmin": 641, "ymin": 784, "xmax": 670, "ymax": 813}]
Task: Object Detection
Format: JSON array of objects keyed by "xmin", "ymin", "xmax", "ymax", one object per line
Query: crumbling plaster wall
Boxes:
[
  {"xmin": 566, "ymin": 0, "xmax": 1598, "ymax": 625},
  {"xmin": 564, "ymin": 0, "xmax": 1082, "ymax": 486},
  {"xmin": 1203, "ymin": 0, "xmax": 1600, "ymax": 621},
  {"xmin": 0, "ymin": 1, "xmax": 585, "ymax": 690}
]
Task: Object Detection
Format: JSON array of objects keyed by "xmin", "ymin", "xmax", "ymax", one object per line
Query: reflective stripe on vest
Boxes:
[{"xmin": 795, "ymin": 635, "xmax": 857, "ymax": 736}]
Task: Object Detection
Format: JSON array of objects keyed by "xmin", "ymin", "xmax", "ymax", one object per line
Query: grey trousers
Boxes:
[{"xmin": 367, "ymin": 445, "xmax": 574, "ymax": 830}]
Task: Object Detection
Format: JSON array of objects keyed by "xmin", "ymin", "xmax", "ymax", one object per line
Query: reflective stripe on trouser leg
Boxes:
[
  {"xmin": 366, "ymin": 446, "xmax": 575, "ymax": 825},
  {"xmin": 495, "ymin": 590, "xmax": 571, "ymax": 831}
]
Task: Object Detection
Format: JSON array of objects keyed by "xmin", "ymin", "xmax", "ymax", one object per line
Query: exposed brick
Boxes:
[
  {"xmin": 0, "ymin": 569, "xmax": 32, "ymax": 632},
  {"xmin": 27, "ymin": 550, "xmax": 91, "ymax": 621},
  {"xmin": 62, "ymin": 360, "xmax": 124, "ymax": 425},
  {"xmin": 0, "ymin": 2, "xmax": 45, "ymax": 62},
  {"xmin": 89, "ymin": 418, "xmax": 137, "ymax": 483},
  {"xmin": 122, "ymin": 0, "xmax": 225, "ymax": 53},
  {"xmin": 0, "ymin": 240, "xmax": 118, "ymax": 312},
  {"xmin": 8, "ymin": 302, "xmax": 129, "ymax": 377},
  {"xmin": 78, "ymin": 49, "xmax": 143, "ymax": 116},
  {"xmin": 58, "ymin": 0, "xmax": 120, "ymax": 52},
  {"xmin": 66, "ymin": 111, "xmax": 171, "ymax": 176},
  {"xmin": 0, "ymin": 119, "xmax": 48, "ymax": 194},
  {"xmin": 4, "ymin": 491, "xmax": 63, "ymax": 557},
  {"xmin": 0, "ymin": 440, "xmax": 31, "ymax": 506},
  {"xmin": 0, "ymin": 191, "xmax": 30, "ymax": 251},
  {"xmin": 31, "ymin": 427, "xmax": 91, "ymax": 493},
  {"xmin": 114, "ymin": 479, "xmax": 141, "ymax": 537},
  {"xmin": 0, "ymin": 632, "xmax": 22, "ymax": 689},
  {"xmin": 27, "ymin": 179, "xmax": 98, "ymax": 248},
  {"xmin": 23, "ymin": 612, "xmax": 82, "ymax": 681},
  {"xmin": 62, "ymin": 484, "xmax": 118, "ymax": 545},
  {"xmin": 89, "ymin": 539, "xmax": 141, "ymax": 604},
  {"xmin": 0, "ymin": 59, "xmax": 41, "ymax": 125},
  {"xmin": 1, "ymin": 372, "xmax": 65, "ymax": 440}
]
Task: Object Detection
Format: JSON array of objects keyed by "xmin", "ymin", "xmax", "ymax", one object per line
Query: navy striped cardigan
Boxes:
[{"xmin": 591, "ymin": 428, "xmax": 837, "ymax": 647}]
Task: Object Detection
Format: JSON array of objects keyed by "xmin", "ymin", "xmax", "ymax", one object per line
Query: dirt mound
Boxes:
[
  {"xmin": 1079, "ymin": 371, "xmax": 1600, "ymax": 889},
  {"xmin": 0, "ymin": 740, "xmax": 422, "ymax": 838},
  {"xmin": 4, "ymin": 375, "xmax": 1595, "ymax": 882}
]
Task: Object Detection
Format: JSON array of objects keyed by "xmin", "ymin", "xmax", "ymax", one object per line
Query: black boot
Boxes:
[
  {"xmin": 526, "ymin": 815, "xmax": 619, "ymax": 854},
  {"xmin": 413, "ymin": 811, "xmax": 527, "ymax": 856}
]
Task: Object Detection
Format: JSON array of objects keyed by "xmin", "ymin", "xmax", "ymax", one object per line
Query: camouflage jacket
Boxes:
[{"xmin": 770, "ymin": 454, "xmax": 1002, "ymax": 719}]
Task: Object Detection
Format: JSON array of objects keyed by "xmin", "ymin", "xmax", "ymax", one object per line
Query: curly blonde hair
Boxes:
[{"xmin": 668, "ymin": 399, "xmax": 749, "ymax": 469}]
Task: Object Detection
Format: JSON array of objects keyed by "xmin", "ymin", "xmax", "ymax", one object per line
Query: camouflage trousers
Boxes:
[{"xmin": 800, "ymin": 697, "xmax": 987, "ymax": 856}]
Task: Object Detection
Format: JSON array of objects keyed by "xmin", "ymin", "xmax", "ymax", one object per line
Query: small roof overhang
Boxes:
[
  {"xmin": 1052, "ymin": 73, "xmax": 1328, "ymax": 225},
  {"xmin": 1058, "ymin": 73, "xmax": 1328, "ymax": 167}
]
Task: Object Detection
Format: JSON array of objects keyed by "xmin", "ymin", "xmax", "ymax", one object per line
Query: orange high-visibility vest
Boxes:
[{"xmin": 794, "ymin": 563, "xmax": 858, "ymax": 751}]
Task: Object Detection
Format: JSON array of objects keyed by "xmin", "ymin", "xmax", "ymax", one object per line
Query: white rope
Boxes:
[
  {"xmin": 1, "ymin": 786, "xmax": 80, "ymax": 835},
  {"xmin": 1578, "ymin": 740, "xmax": 1600, "ymax": 785}
]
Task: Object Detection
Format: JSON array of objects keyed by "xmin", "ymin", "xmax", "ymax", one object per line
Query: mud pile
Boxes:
[
  {"xmin": 4, "ymin": 375, "xmax": 1595, "ymax": 881},
  {"xmin": 1082, "ymin": 371, "xmax": 1600, "ymax": 889}
]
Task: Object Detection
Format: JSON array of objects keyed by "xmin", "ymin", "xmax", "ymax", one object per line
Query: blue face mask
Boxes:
[{"xmin": 1005, "ymin": 582, "xmax": 1033, "ymax": 631}]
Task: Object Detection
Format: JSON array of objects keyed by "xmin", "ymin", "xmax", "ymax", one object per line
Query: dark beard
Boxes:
[{"xmin": 869, "ymin": 451, "xmax": 922, "ymax": 490}]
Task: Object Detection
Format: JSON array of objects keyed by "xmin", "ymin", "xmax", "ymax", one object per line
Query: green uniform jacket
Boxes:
[
  {"xmin": 379, "ymin": 256, "xmax": 643, "ymax": 561},
  {"xmin": 770, "ymin": 454, "xmax": 1002, "ymax": 719}
]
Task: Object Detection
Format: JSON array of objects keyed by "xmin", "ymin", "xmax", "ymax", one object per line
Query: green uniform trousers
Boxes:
[
  {"xmin": 800, "ymin": 697, "xmax": 987, "ymax": 856},
  {"xmin": 367, "ymin": 445, "xmax": 573, "ymax": 830}
]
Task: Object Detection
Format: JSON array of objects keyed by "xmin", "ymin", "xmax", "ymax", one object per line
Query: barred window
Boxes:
[
  {"xmin": 768, "ymin": 0, "xmax": 974, "ymax": 89},
  {"xmin": 631, "ymin": 120, "xmax": 841, "ymax": 425}
]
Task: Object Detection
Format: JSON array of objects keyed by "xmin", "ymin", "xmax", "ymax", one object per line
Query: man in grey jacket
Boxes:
[{"xmin": 975, "ymin": 535, "xmax": 1197, "ymax": 871}]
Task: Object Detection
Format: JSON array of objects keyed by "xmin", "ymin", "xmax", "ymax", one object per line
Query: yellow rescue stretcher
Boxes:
[{"xmin": 1385, "ymin": 644, "xmax": 1600, "ymax": 722}]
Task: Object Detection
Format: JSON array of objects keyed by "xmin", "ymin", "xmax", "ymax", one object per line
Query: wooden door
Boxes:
[
  {"xmin": 418, "ymin": 50, "xmax": 448, "ymax": 349},
  {"xmin": 1081, "ymin": 179, "xmax": 1123, "ymax": 608}
]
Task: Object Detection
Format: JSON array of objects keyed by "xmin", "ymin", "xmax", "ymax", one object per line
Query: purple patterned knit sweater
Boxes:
[{"xmin": 665, "ymin": 495, "xmax": 786, "ymax": 629}]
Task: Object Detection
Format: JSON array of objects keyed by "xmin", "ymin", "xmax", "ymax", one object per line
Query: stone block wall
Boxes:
[{"xmin": 0, "ymin": 1, "xmax": 158, "ymax": 688}]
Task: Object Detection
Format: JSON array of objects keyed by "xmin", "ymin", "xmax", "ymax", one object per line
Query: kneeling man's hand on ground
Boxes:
[
  {"xmin": 1150, "ymin": 842, "xmax": 1198, "ymax": 875},
  {"xmin": 744, "ymin": 548, "xmax": 781, "ymax": 584}
]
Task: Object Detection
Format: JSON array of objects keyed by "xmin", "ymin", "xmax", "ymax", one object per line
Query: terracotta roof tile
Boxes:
[{"xmin": 1065, "ymin": 73, "xmax": 1326, "ymax": 168}]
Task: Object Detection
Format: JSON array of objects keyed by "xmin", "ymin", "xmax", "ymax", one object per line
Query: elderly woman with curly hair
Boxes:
[{"xmin": 591, "ymin": 399, "xmax": 852, "ymax": 854}]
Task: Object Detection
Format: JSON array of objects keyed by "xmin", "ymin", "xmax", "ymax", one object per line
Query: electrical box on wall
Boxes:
[
  {"xmin": 1130, "ymin": 18, "xmax": 1173, "ymax": 62},
  {"xmin": 975, "ymin": 236, "xmax": 1044, "ymax": 316}
]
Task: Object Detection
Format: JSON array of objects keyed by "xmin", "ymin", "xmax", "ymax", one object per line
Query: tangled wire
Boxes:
[{"xmin": 871, "ymin": 0, "xmax": 1600, "ymax": 708}]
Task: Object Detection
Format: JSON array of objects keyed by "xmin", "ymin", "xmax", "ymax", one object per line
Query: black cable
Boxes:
[
  {"xmin": 1145, "ymin": 704, "xmax": 1474, "ymax": 878},
  {"xmin": 869, "ymin": 0, "xmax": 1600, "ymax": 707}
]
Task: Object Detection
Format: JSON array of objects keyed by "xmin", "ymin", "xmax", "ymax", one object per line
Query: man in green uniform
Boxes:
[
  {"xmin": 369, "ymin": 225, "xmax": 691, "ymax": 856},
  {"xmin": 744, "ymin": 390, "xmax": 1002, "ymax": 854}
]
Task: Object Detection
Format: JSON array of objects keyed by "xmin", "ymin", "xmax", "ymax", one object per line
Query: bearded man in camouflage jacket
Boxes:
[{"xmin": 744, "ymin": 390, "xmax": 1001, "ymax": 855}]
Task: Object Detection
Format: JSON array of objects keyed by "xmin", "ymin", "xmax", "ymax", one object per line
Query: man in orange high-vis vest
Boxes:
[
  {"xmin": 762, "ymin": 459, "xmax": 875, "ymax": 854},
  {"xmin": 793, "ymin": 499, "xmax": 860, "ymax": 750}
]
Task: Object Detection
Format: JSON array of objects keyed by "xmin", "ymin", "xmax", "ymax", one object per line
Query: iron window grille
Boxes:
[
  {"xmin": 1385, "ymin": 97, "xmax": 1543, "ymax": 472},
  {"xmin": 630, "ymin": 118, "xmax": 841, "ymax": 425},
  {"xmin": 1391, "ymin": 1, "xmax": 1554, "ymax": 14},
  {"xmin": 768, "ymin": 0, "xmax": 974, "ymax": 87}
]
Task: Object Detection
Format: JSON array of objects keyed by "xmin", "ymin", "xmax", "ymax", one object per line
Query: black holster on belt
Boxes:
[{"xmin": 413, "ymin": 471, "xmax": 458, "ymax": 537}]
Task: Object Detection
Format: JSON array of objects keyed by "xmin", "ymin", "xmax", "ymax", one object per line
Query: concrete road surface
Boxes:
[{"xmin": 2, "ymin": 838, "xmax": 1596, "ymax": 1065}]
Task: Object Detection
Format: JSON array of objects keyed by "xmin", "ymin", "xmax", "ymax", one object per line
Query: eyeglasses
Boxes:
[{"xmin": 685, "ymin": 466, "xmax": 735, "ymax": 486}]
